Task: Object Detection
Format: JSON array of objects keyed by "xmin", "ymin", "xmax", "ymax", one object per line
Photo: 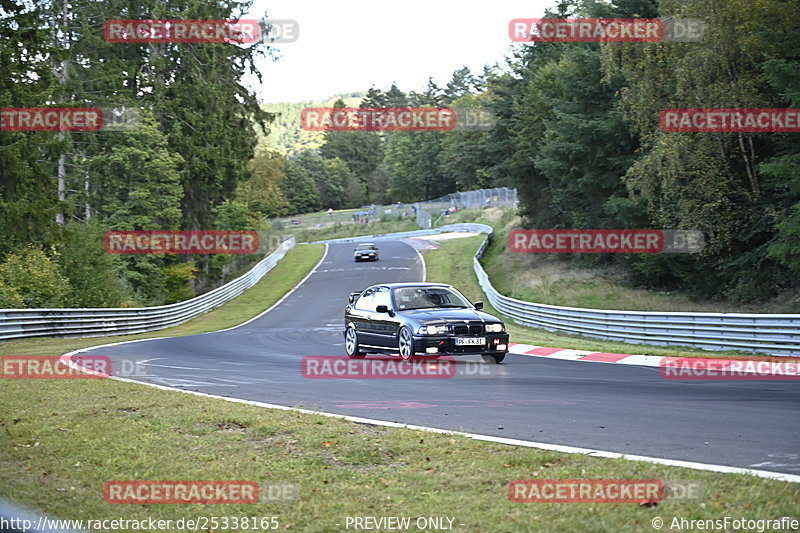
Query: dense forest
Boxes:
[
  {"xmin": 1, "ymin": 0, "xmax": 798, "ymax": 309},
  {"xmin": 261, "ymin": 94, "xmax": 363, "ymax": 156}
]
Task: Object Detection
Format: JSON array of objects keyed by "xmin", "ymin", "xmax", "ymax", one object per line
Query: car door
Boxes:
[
  {"xmin": 350, "ymin": 287, "xmax": 377, "ymax": 345},
  {"xmin": 370, "ymin": 286, "xmax": 397, "ymax": 347}
]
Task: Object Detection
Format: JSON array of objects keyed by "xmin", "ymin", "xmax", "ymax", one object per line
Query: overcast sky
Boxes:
[{"xmin": 244, "ymin": 0, "xmax": 555, "ymax": 103}]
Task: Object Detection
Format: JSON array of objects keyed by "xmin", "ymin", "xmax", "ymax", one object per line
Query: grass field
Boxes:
[
  {"xmin": 291, "ymin": 217, "xmax": 418, "ymax": 243},
  {"xmin": 2, "ymin": 373, "xmax": 798, "ymax": 532}
]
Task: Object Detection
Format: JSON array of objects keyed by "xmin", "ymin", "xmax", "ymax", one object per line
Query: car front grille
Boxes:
[{"xmin": 452, "ymin": 324, "xmax": 483, "ymax": 335}]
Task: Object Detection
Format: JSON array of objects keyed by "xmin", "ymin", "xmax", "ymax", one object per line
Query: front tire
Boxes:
[
  {"xmin": 345, "ymin": 327, "xmax": 365, "ymax": 358},
  {"xmin": 482, "ymin": 353, "xmax": 506, "ymax": 364},
  {"xmin": 398, "ymin": 327, "xmax": 415, "ymax": 360}
]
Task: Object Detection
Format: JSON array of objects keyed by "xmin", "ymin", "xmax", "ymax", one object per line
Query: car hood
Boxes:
[{"xmin": 400, "ymin": 308, "xmax": 498, "ymax": 324}]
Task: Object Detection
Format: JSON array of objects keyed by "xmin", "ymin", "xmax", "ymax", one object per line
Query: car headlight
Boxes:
[
  {"xmin": 485, "ymin": 323, "xmax": 504, "ymax": 333},
  {"xmin": 418, "ymin": 325, "xmax": 448, "ymax": 335}
]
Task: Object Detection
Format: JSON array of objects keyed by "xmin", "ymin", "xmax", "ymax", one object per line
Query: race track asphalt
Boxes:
[{"xmin": 78, "ymin": 239, "xmax": 800, "ymax": 475}]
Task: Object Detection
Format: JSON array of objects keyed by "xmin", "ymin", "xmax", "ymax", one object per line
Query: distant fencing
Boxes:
[
  {"xmin": 413, "ymin": 187, "xmax": 518, "ymax": 228},
  {"xmin": 0, "ymin": 238, "xmax": 295, "ymax": 342},
  {"xmin": 274, "ymin": 202, "xmax": 411, "ymax": 229}
]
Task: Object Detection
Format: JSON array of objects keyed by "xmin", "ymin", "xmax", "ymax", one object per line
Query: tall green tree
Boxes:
[
  {"xmin": 320, "ymin": 99, "xmax": 384, "ymax": 200},
  {"xmin": 241, "ymin": 149, "xmax": 290, "ymax": 219},
  {"xmin": 603, "ymin": 0, "xmax": 800, "ymax": 299},
  {"xmin": 443, "ymin": 66, "xmax": 477, "ymax": 103},
  {"xmin": 0, "ymin": 0, "xmax": 61, "ymax": 256},
  {"xmin": 283, "ymin": 157, "xmax": 321, "ymax": 214}
]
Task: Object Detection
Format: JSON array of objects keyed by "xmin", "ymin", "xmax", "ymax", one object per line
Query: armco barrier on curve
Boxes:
[
  {"xmin": 0, "ymin": 238, "xmax": 295, "ymax": 342},
  {"xmin": 463, "ymin": 225, "xmax": 800, "ymax": 357},
  {"xmin": 315, "ymin": 221, "xmax": 799, "ymax": 356}
]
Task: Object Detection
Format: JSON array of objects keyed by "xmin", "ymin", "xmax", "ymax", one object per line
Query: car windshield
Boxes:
[
  {"xmin": 357, "ymin": 244, "xmax": 376, "ymax": 250},
  {"xmin": 392, "ymin": 286, "xmax": 472, "ymax": 310}
]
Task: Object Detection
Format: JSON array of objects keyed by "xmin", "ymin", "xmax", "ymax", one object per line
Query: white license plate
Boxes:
[{"xmin": 456, "ymin": 337, "xmax": 486, "ymax": 346}]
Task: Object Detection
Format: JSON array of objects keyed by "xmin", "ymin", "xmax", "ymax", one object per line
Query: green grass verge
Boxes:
[
  {"xmin": 421, "ymin": 235, "xmax": 789, "ymax": 360},
  {"xmin": 292, "ymin": 218, "xmax": 418, "ymax": 243},
  {"xmin": 1, "ymin": 375, "xmax": 797, "ymax": 531},
  {"xmin": 0, "ymin": 244, "xmax": 324, "ymax": 357}
]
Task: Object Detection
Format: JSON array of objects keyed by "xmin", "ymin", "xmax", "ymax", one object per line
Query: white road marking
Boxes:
[
  {"xmin": 212, "ymin": 243, "xmax": 329, "ymax": 332},
  {"xmin": 316, "ymin": 267, "xmax": 410, "ymax": 273},
  {"xmin": 142, "ymin": 363, "xmax": 213, "ymax": 371},
  {"xmin": 60, "ymin": 240, "xmax": 800, "ymax": 484},
  {"xmin": 401, "ymin": 240, "xmax": 426, "ymax": 282},
  {"xmin": 61, "ymin": 359, "xmax": 800, "ymax": 484},
  {"xmin": 148, "ymin": 378, "xmax": 237, "ymax": 388}
]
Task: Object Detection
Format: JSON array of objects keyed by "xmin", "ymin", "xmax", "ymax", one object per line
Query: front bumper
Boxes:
[
  {"xmin": 355, "ymin": 254, "xmax": 377, "ymax": 261},
  {"xmin": 412, "ymin": 333, "xmax": 510, "ymax": 355}
]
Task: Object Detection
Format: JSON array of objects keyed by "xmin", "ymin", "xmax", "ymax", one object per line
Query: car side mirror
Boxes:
[
  {"xmin": 348, "ymin": 291, "xmax": 361, "ymax": 303},
  {"xmin": 474, "ymin": 301, "xmax": 484, "ymax": 310},
  {"xmin": 375, "ymin": 305, "xmax": 395, "ymax": 317}
]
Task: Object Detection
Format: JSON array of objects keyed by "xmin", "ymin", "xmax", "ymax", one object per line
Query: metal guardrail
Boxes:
[
  {"xmin": 0, "ymin": 238, "xmax": 296, "ymax": 342},
  {"xmin": 309, "ymin": 223, "xmax": 495, "ymax": 245},
  {"xmin": 413, "ymin": 187, "xmax": 518, "ymax": 229},
  {"xmin": 463, "ymin": 225, "xmax": 800, "ymax": 357}
]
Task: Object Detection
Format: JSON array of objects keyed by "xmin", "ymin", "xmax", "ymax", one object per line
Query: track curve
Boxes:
[{"xmin": 77, "ymin": 239, "xmax": 800, "ymax": 476}]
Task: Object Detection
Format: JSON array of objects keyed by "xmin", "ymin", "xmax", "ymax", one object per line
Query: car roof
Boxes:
[{"xmin": 368, "ymin": 282, "xmax": 453, "ymax": 289}]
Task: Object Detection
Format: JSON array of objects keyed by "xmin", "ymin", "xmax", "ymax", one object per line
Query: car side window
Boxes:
[
  {"xmin": 354, "ymin": 288, "xmax": 376, "ymax": 311},
  {"xmin": 372, "ymin": 287, "xmax": 391, "ymax": 310}
]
